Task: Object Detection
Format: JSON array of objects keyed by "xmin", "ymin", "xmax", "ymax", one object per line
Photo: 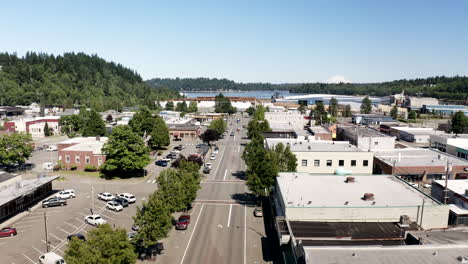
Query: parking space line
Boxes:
[
  {"xmin": 71, "ymin": 217, "xmax": 83, "ymax": 223},
  {"xmin": 31, "ymin": 210, "xmax": 62, "ymax": 214},
  {"xmin": 66, "ymin": 222, "xmax": 79, "ymax": 229},
  {"xmin": 56, "ymin": 248, "xmax": 65, "ymax": 254},
  {"xmin": 22, "ymin": 253, "xmax": 36, "ymax": 264},
  {"xmin": 32, "ymin": 245, "xmax": 44, "ymax": 255},
  {"xmin": 102, "ymin": 209, "xmax": 119, "ymax": 216},
  {"xmin": 227, "ymin": 204, "xmax": 232, "ymax": 228},
  {"xmin": 223, "ymin": 169, "xmax": 228, "ymax": 180},
  {"xmin": 17, "ymin": 219, "xmax": 42, "ymax": 224},
  {"xmin": 146, "ymin": 179, "xmax": 152, "ymax": 183},
  {"xmin": 49, "ymin": 233, "xmax": 62, "ymax": 241},
  {"xmin": 15, "ymin": 224, "xmax": 33, "ymax": 228},
  {"xmin": 56, "ymin": 227, "xmax": 71, "ymax": 235},
  {"xmin": 100, "ymin": 213, "xmax": 115, "ymax": 220},
  {"xmin": 151, "ymin": 179, "xmax": 156, "ymax": 183},
  {"xmin": 78, "ymin": 212, "xmax": 88, "ymax": 217}
]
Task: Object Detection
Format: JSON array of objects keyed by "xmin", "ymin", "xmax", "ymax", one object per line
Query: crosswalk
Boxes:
[{"xmin": 146, "ymin": 179, "xmax": 157, "ymax": 184}]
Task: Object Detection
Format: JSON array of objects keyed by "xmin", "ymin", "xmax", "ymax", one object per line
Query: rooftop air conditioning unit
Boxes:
[
  {"xmin": 399, "ymin": 215, "xmax": 411, "ymax": 226},
  {"xmin": 362, "ymin": 193, "xmax": 375, "ymax": 201}
]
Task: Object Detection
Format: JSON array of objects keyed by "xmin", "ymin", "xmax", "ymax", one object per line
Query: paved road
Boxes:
[{"xmin": 157, "ymin": 113, "xmax": 269, "ymax": 264}]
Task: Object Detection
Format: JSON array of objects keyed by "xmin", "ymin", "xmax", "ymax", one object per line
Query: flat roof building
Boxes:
[
  {"xmin": 390, "ymin": 127, "xmax": 443, "ymax": 144},
  {"xmin": 337, "ymin": 126, "xmax": 396, "ymax": 151},
  {"xmin": 431, "ymin": 180, "xmax": 468, "ymax": 226}
]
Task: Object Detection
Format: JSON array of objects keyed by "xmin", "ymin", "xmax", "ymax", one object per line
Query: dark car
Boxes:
[
  {"xmin": 230, "ymin": 132, "xmax": 235, "ymax": 136},
  {"xmin": 175, "ymin": 215, "xmax": 191, "ymax": 230},
  {"xmin": 155, "ymin": 160, "xmax": 169, "ymax": 167},
  {"xmin": 67, "ymin": 233, "xmax": 86, "ymax": 241},
  {"xmin": 203, "ymin": 166, "xmax": 211, "ymax": 174},
  {"xmin": 113, "ymin": 198, "xmax": 129, "ymax": 207},
  {"xmin": 42, "ymin": 197, "xmax": 67, "ymax": 208},
  {"xmin": 166, "ymin": 153, "xmax": 177, "ymax": 160},
  {"xmin": 173, "ymin": 137, "xmax": 182, "ymax": 141},
  {"xmin": 0, "ymin": 227, "xmax": 17, "ymax": 237},
  {"xmin": 174, "ymin": 145, "xmax": 185, "ymax": 151}
]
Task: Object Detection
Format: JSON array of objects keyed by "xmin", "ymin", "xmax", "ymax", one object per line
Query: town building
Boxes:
[
  {"xmin": 265, "ymin": 139, "xmax": 373, "ymax": 174},
  {"xmin": 430, "ymin": 133, "xmax": 468, "ymax": 156},
  {"xmin": 0, "ymin": 106, "xmax": 26, "ymax": 119},
  {"xmin": 308, "ymin": 126, "xmax": 333, "ymax": 141},
  {"xmin": 404, "ymin": 96, "xmax": 439, "ymax": 111},
  {"xmin": 0, "ymin": 171, "xmax": 58, "ymax": 222},
  {"xmin": 337, "ymin": 126, "xmax": 396, "ymax": 151},
  {"xmin": 390, "ymin": 127, "xmax": 443, "ymax": 144},
  {"xmin": 431, "ymin": 180, "xmax": 468, "ymax": 226},
  {"xmin": 158, "ymin": 110, "xmax": 182, "ymax": 120},
  {"xmin": 57, "ymin": 137, "xmax": 108, "ymax": 170},
  {"xmin": 377, "ymin": 104, "xmax": 408, "ymax": 118},
  {"xmin": 422, "ymin": 104, "xmax": 468, "ymax": 116},
  {"xmin": 352, "ymin": 114, "xmax": 395, "ymax": 125},
  {"xmin": 3, "ymin": 116, "xmax": 60, "ymax": 138},
  {"xmin": 263, "ymin": 123, "xmax": 298, "ymax": 139},
  {"xmin": 373, "ymin": 148, "xmax": 468, "ymax": 182},
  {"xmin": 264, "ymin": 111, "xmax": 307, "ymax": 132},
  {"xmin": 158, "ymin": 97, "xmax": 257, "ymax": 111},
  {"xmin": 168, "ymin": 124, "xmax": 201, "ymax": 141}
]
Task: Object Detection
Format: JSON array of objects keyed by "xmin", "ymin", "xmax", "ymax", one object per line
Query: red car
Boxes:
[
  {"xmin": 175, "ymin": 215, "xmax": 191, "ymax": 230},
  {"xmin": 0, "ymin": 227, "xmax": 17, "ymax": 237}
]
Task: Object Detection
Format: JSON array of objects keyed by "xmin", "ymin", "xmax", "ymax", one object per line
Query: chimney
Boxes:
[
  {"xmin": 362, "ymin": 193, "xmax": 375, "ymax": 201},
  {"xmin": 96, "ymin": 136, "xmax": 100, "ymax": 142},
  {"xmin": 345, "ymin": 176, "xmax": 355, "ymax": 183}
]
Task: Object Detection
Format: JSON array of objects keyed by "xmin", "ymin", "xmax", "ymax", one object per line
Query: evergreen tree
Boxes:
[
  {"xmin": 82, "ymin": 109, "xmax": 106, "ymax": 137},
  {"xmin": 59, "ymin": 114, "xmax": 84, "ymax": 138},
  {"xmin": 208, "ymin": 118, "xmax": 227, "ymax": 135},
  {"xmin": 390, "ymin": 105, "xmax": 398, "ymax": 119},
  {"xmin": 148, "ymin": 116, "xmax": 170, "ymax": 149},
  {"xmin": 106, "ymin": 114, "xmax": 113, "ymax": 122},
  {"xmin": 360, "ymin": 96, "xmax": 372, "ymax": 114},
  {"xmin": 165, "ymin": 101, "xmax": 174, "ymax": 111},
  {"xmin": 187, "ymin": 101, "xmax": 198, "ymax": 112},
  {"xmin": 129, "ymin": 108, "xmax": 155, "ymax": 137},
  {"xmin": 44, "ymin": 122, "xmax": 50, "ymax": 137},
  {"xmin": 408, "ymin": 110, "xmax": 417, "ymax": 120},
  {"xmin": 274, "ymin": 143, "xmax": 297, "ymax": 172},
  {"xmin": 451, "ymin": 111, "xmax": 467, "ymax": 134},
  {"xmin": 343, "ymin": 104, "xmax": 352, "ymax": 117},
  {"xmin": 329, "ymin": 97, "xmax": 338, "ymax": 117},
  {"xmin": 175, "ymin": 101, "xmax": 188, "ymax": 112}
]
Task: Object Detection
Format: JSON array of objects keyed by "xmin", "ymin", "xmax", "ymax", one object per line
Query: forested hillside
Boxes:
[
  {"xmin": 147, "ymin": 76, "xmax": 468, "ymax": 102},
  {"xmin": 0, "ymin": 52, "xmax": 178, "ymax": 111}
]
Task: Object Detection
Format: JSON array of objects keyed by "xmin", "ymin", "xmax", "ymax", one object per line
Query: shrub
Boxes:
[
  {"xmin": 70, "ymin": 164, "xmax": 78, "ymax": 170},
  {"xmin": 84, "ymin": 165, "xmax": 98, "ymax": 172}
]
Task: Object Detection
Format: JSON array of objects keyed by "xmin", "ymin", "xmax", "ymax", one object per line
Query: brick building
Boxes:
[
  {"xmin": 3, "ymin": 116, "xmax": 60, "ymax": 138},
  {"xmin": 57, "ymin": 137, "xmax": 108, "ymax": 170},
  {"xmin": 168, "ymin": 125, "xmax": 201, "ymax": 141}
]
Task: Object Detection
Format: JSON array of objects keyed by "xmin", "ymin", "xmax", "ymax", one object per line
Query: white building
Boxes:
[
  {"xmin": 158, "ymin": 97, "xmax": 256, "ymax": 111},
  {"xmin": 390, "ymin": 127, "xmax": 443, "ymax": 144},
  {"xmin": 264, "ymin": 111, "xmax": 307, "ymax": 131},
  {"xmin": 337, "ymin": 126, "xmax": 396, "ymax": 151},
  {"xmin": 405, "ymin": 96, "xmax": 439, "ymax": 110},
  {"xmin": 3, "ymin": 116, "xmax": 60, "ymax": 138},
  {"xmin": 265, "ymin": 138, "xmax": 373, "ymax": 174},
  {"xmin": 430, "ymin": 133, "xmax": 468, "ymax": 156},
  {"xmin": 273, "ymin": 173, "xmax": 449, "ymax": 229}
]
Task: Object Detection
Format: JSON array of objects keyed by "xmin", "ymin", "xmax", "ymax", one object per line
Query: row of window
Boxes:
[
  {"xmin": 65, "ymin": 155, "xmax": 91, "ymax": 164},
  {"xmin": 301, "ymin": 159, "xmax": 369, "ymax": 167}
]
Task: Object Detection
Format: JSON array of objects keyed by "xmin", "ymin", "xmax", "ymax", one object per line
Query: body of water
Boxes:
[{"xmin": 183, "ymin": 90, "xmax": 296, "ymax": 99}]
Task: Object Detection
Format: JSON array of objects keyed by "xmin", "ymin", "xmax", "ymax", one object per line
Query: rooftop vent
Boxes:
[
  {"xmin": 362, "ymin": 193, "xmax": 375, "ymax": 201},
  {"xmin": 308, "ymin": 146, "xmax": 311, "ymax": 150},
  {"xmin": 345, "ymin": 176, "xmax": 355, "ymax": 183},
  {"xmin": 399, "ymin": 215, "xmax": 411, "ymax": 226},
  {"xmin": 344, "ymin": 201, "xmax": 349, "ymax": 205}
]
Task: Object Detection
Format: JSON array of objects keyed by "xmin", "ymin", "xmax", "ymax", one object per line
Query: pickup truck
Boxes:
[{"xmin": 42, "ymin": 197, "xmax": 67, "ymax": 208}]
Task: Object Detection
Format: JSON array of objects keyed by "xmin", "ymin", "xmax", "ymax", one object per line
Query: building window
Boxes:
[
  {"xmin": 97, "ymin": 157, "xmax": 103, "ymax": 166},
  {"xmin": 301, "ymin": 160, "xmax": 307, "ymax": 167},
  {"xmin": 65, "ymin": 155, "xmax": 70, "ymax": 164},
  {"xmin": 326, "ymin": 160, "xmax": 332, "ymax": 167},
  {"xmin": 314, "ymin": 160, "xmax": 320, "ymax": 167},
  {"xmin": 85, "ymin": 156, "xmax": 90, "ymax": 164},
  {"xmin": 374, "ymin": 141, "xmax": 378, "ymax": 145},
  {"xmin": 75, "ymin": 156, "xmax": 80, "ymax": 164},
  {"xmin": 351, "ymin": 160, "xmax": 356, "ymax": 166},
  {"xmin": 339, "ymin": 160, "xmax": 344, "ymax": 166},
  {"xmin": 363, "ymin": 160, "xmax": 369, "ymax": 167}
]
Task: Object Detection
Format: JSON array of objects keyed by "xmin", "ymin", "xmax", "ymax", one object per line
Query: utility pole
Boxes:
[
  {"xmin": 44, "ymin": 212, "xmax": 50, "ymax": 252},
  {"xmin": 444, "ymin": 161, "xmax": 452, "ymax": 204},
  {"xmin": 91, "ymin": 186, "xmax": 95, "ymax": 214}
]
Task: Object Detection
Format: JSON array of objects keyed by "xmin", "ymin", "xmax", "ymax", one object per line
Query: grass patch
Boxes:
[{"xmin": 51, "ymin": 170, "xmax": 101, "ymax": 177}]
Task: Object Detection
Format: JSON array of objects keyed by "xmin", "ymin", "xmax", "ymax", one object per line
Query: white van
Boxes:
[
  {"xmin": 47, "ymin": 145, "xmax": 57, "ymax": 151},
  {"xmin": 39, "ymin": 252, "xmax": 66, "ymax": 264},
  {"xmin": 42, "ymin": 162, "xmax": 54, "ymax": 170}
]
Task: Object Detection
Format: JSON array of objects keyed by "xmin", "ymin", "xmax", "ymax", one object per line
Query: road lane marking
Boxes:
[
  {"xmin": 244, "ymin": 206, "xmax": 247, "ymax": 264},
  {"xmin": 15, "ymin": 224, "xmax": 32, "ymax": 228},
  {"xmin": 151, "ymin": 180, "xmax": 156, "ymax": 184},
  {"xmin": 16, "ymin": 219, "xmax": 41, "ymax": 224},
  {"xmin": 32, "ymin": 245, "xmax": 44, "ymax": 255},
  {"xmin": 223, "ymin": 169, "xmax": 228, "ymax": 180},
  {"xmin": 180, "ymin": 204, "xmax": 204, "ymax": 264},
  {"xmin": 146, "ymin": 180, "xmax": 151, "ymax": 183},
  {"xmin": 227, "ymin": 204, "xmax": 232, "ymax": 228},
  {"xmin": 238, "ymin": 145, "xmax": 240, "ymax": 152},
  {"xmin": 212, "ymin": 140, "xmax": 228, "ymax": 180},
  {"xmin": 22, "ymin": 253, "xmax": 36, "ymax": 264}
]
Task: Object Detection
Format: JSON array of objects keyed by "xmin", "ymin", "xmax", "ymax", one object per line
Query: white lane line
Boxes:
[
  {"xmin": 151, "ymin": 180, "xmax": 156, "ymax": 184},
  {"xmin": 56, "ymin": 227, "xmax": 71, "ymax": 235},
  {"xmin": 31, "ymin": 210, "xmax": 62, "ymax": 214},
  {"xmin": 244, "ymin": 206, "xmax": 246, "ymax": 264},
  {"xmin": 100, "ymin": 213, "xmax": 115, "ymax": 220},
  {"xmin": 66, "ymin": 222, "xmax": 79, "ymax": 229},
  {"xmin": 238, "ymin": 145, "xmax": 240, "ymax": 152},
  {"xmin": 15, "ymin": 224, "xmax": 33, "ymax": 228},
  {"xmin": 22, "ymin": 253, "xmax": 36, "ymax": 264},
  {"xmin": 56, "ymin": 248, "xmax": 65, "ymax": 254},
  {"xmin": 223, "ymin": 169, "xmax": 228, "ymax": 180},
  {"xmin": 78, "ymin": 212, "xmax": 88, "ymax": 217},
  {"xmin": 212, "ymin": 140, "xmax": 228, "ymax": 180},
  {"xmin": 146, "ymin": 179, "xmax": 151, "ymax": 183},
  {"xmin": 227, "ymin": 204, "xmax": 232, "ymax": 228},
  {"xmin": 180, "ymin": 204, "xmax": 204, "ymax": 264},
  {"xmin": 32, "ymin": 246, "xmax": 44, "ymax": 255},
  {"xmin": 49, "ymin": 233, "xmax": 62, "ymax": 241}
]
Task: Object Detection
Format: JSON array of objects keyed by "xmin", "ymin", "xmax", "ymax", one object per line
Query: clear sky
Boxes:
[{"xmin": 2, "ymin": 0, "xmax": 468, "ymax": 83}]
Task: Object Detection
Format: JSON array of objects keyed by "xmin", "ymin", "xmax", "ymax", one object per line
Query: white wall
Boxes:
[
  {"xmin": 265, "ymin": 112, "xmax": 307, "ymax": 131},
  {"xmin": 357, "ymin": 136, "xmax": 395, "ymax": 151},
  {"xmin": 295, "ymin": 151, "xmax": 373, "ymax": 174}
]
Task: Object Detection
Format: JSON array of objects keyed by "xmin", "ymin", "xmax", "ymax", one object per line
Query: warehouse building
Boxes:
[
  {"xmin": 337, "ymin": 126, "xmax": 395, "ymax": 151},
  {"xmin": 431, "ymin": 180, "xmax": 468, "ymax": 226},
  {"xmin": 390, "ymin": 127, "xmax": 443, "ymax": 144}
]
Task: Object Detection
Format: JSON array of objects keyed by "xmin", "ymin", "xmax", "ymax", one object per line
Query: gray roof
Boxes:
[
  {"xmin": 0, "ymin": 171, "xmax": 16, "ymax": 183},
  {"xmin": 266, "ymin": 138, "xmax": 362, "ymax": 152},
  {"xmin": 374, "ymin": 148, "xmax": 468, "ymax": 167},
  {"xmin": 340, "ymin": 126, "xmax": 389, "ymax": 137},
  {"xmin": 304, "ymin": 244, "xmax": 468, "ymax": 264},
  {"xmin": 0, "ymin": 176, "xmax": 59, "ymax": 206}
]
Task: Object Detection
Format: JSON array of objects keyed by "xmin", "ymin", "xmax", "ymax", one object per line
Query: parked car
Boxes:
[
  {"xmin": 237, "ymin": 127, "xmax": 241, "ymax": 131},
  {"xmin": 127, "ymin": 232, "xmax": 137, "ymax": 240},
  {"xmin": 166, "ymin": 153, "xmax": 177, "ymax": 160},
  {"xmin": 98, "ymin": 192, "xmax": 115, "ymax": 201},
  {"xmin": 173, "ymin": 137, "xmax": 182, "ymax": 141},
  {"xmin": 210, "ymin": 154, "xmax": 216, "ymax": 160},
  {"xmin": 205, "ymin": 163, "xmax": 212, "ymax": 170},
  {"xmin": 67, "ymin": 233, "xmax": 86, "ymax": 241},
  {"xmin": 113, "ymin": 198, "xmax": 129, "ymax": 207},
  {"xmin": 106, "ymin": 201, "xmax": 123, "ymax": 212},
  {"xmin": 85, "ymin": 214, "xmax": 106, "ymax": 226},
  {"xmin": 230, "ymin": 132, "xmax": 235, "ymax": 136},
  {"xmin": 131, "ymin": 224, "xmax": 140, "ymax": 231},
  {"xmin": 42, "ymin": 197, "xmax": 67, "ymax": 208},
  {"xmin": 55, "ymin": 189, "xmax": 76, "ymax": 199},
  {"xmin": 171, "ymin": 149, "xmax": 181, "ymax": 154},
  {"xmin": 0, "ymin": 227, "xmax": 17, "ymax": 237},
  {"xmin": 174, "ymin": 145, "xmax": 185, "ymax": 151},
  {"xmin": 203, "ymin": 166, "xmax": 211, "ymax": 174},
  {"xmin": 254, "ymin": 208, "xmax": 263, "ymax": 217},
  {"xmin": 38, "ymin": 252, "xmax": 65, "ymax": 264},
  {"xmin": 118, "ymin": 193, "xmax": 136, "ymax": 203},
  {"xmin": 213, "ymin": 147, "xmax": 219, "ymax": 154},
  {"xmin": 155, "ymin": 159, "xmax": 169, "ymax": 167},
  {"xmin": 175, "ymin": 215, "xmax": 191, "ymax": 230}
]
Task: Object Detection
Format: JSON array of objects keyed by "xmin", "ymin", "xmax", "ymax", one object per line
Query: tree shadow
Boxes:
[
  {"xmin": 231, "ymin": 170, "xmax": 246, "ymax": 180},
  {"xmin": 230, "ymin": 192, "xmax": 256, "ymax": 205}
]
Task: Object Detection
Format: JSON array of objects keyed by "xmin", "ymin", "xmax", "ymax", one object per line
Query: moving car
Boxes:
[
  {"xmin": 38, "ymin": 252, "xmax": 65, "ymax": 264},
  {"xmin": 155, "ymin": 159, "xmax": 169, "ymax": 167},
  {"xmin": 84, "ymin": 214, "xmax": 106, "ymax": 226},
  {"xmin": 175, "ymin": 215, "xmax": 191, "ymax": 230},
  {"xmin": 230, "ymin": 132, "xmax": 235, "ymax": 137},
  {"xmin": 213, "ymin": 147, "xmax": 219, "ymax": 154},
  {"xmin": 254, "ymin": 208, "xmax": 263, "ymax": 217},
  {"xmin": 67, "ymin": 233, "xmax": 86, "ymax": 241},
  {"xmin": 55, "ymin": 189, "xmax": 76, "ymax": 199},
  {"xmin": 42, "ymin": 197, "xmax": 67, "ymax": 208},
  {"xmin": 210, "ymin": 154, "xmax": 216, "ymax": 160},
  {"xmin": 0, "ymin": 227, "xmax": 17, "ymax": 237},
  {"xmin": 118, "ymin": 193, "xmax": 136, "ymax": 203},
  {"xmin": 106, "ymin": 201, "xmax": 123, "ymax": 212},
  {"xmin": 205, "ymin": 163, "xmax": 212, "ymax": 170},
  {"xmin": 174, "ymin": 145, "xmax": 185, "ymax": 151},
  {"xmin": 203, "ymin": 166, "xmax": 211, "ymax": 174},
  {"xmin": 113, "ymin": 198, "xmax": 129, "ymax": 207},
  {"xmin": 237, "ymin": 127, "xmax": 241, "ymax": 131},
  {"xmin": 98, "ymin": 192, "xmax": 115, "ymax": 201}
]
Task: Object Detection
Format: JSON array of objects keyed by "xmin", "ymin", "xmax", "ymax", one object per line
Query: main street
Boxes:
[{"xmin": 157, "ymin": 113, "xmax": 269, "ymax": 264}]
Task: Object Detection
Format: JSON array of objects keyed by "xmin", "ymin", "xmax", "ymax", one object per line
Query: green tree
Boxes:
[
  {"xmin": 165, "ymin": 101, "xmax": 174, "ymax": 110},
  {"xmin": 408, "ymin": 110, "xmax": 417, "ymax": 120},
  {"xmin": 313, "ymin": 101, "xmax": 328, "ymax": 125},
  {"xmin": 208, "ymin": 118, "xmax": 227, "ymax": 135},
  {"xmin": 343, "ymin": 104, "xmax": 352, "ymax": 117},
  {"xmin": 451, "ymin": 111, "xmax": 468, "ymax": 134},
  {"xmin": 214, "ymin": 93, "xmax": 236, "ymax": 114},
  {"xmin": 246, "ymin": 106, "xmax": 255, "ymax": 116},
  {"xmin": 64, "ymin": 224, "xmax": 136, "ymax": 264},
  {"xmin": 101, "ymin": 125, "xmax": 150, "ymax": 178},
  {"xmin": 59, "ymin": 114, "xmax": 84, "ymax": 137},
  {"xmin": 82, "ymin": 109, "xmax": 106, "ymax": 137},
  {"xmin": 200, "ymin": 129, "xmax": 220, "ymax": 143},
  {"xmin": 390, "ymin": 105, "xmax": 398, "ymax": 119},
  {"xmin": 175, "ymin": 101, "xmax": 188, "ymax": 112},
  {"xmin": 129, "ymin": 108, "xmax": 155, "ymax": 137},
  {"xmin": 273, "ymin": 143, "xmax": 297, "ymax": 172},
  {"xmin": 44, "ymin": 122, "xmax": 50, "ymax": 137},
  {"xmin": 0, "ymin": 133, "xmax": 34, "ymax": 166},
  {"xmin": 148, "ymin": 116, "xmax": 170, "ymax": 149},
  {"xmin": 245, "ymin": 148, "xmax": 279, "ymax": 197},
  {"xmin": 187, "ymin": 101, "xmax": 198, "ymax": 112},
  {"xmin": 329, "ymin": 97, "xmax": 338, "ymax": 117},
  {"xmin": 106, "ymin": 114, "xmax": 113, "ymax": 122},
  {"xmin": 253, "ymin": 105, "xmax": 266, "ymax": 120},
  {"xmin": 360, "ymin": 96, "xmax": 372, "ymax": 114}
]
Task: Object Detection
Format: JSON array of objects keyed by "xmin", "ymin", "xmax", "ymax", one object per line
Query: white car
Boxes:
[
  {"xmin": 205, "ymin": 163, "xmax": 212, "ymax": 170},
  {"xmin": 106, "ymin": 201, "xmax": 123, "ymax": 212},
  {"xmin": 118, "ymin": 193, "xmax": 136, "ymax": 203},
  {"xmin": 85, "ymin": 214, "xmax": 106, "ymax": 226},
  {"xmin": 171, "ymin": 149, "xmax": 180, "ymax": 154},
  {"xmin": 213, "ymin": 148, "xmax": 219, "ymax": 154},
  {"xmin": 55, "ymin": 189, "xmax": 76, "ymax": 199},
  {"xmin": 98, "ymin": 192, "xmax": 115, "ymax": 201},
  {"xmin": 210, "ymin": 154, "xmax": 216, "ymax": 160}
]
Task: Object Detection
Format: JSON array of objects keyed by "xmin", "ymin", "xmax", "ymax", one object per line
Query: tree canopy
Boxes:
[
  {"xmin": 214, "ymin": 93, "xmax": 236, "ymax": 114},
  {"xmin": 208, "ymin": 118, "xmax": 227, "ymax": 135},
  {"xmin": 360, "ymin": 96, "xmax": 372, "ymax": 114},
  {"xmin": 81, "ymin": 109, "xmax": 106, "ymax": 137},
  {"xmin": 451, "ymin": 111, "xmax": 468, "ymax": 134},
  {"xmin": 0, "ymin": 133, "xmax": 34, "ymax": 166}
]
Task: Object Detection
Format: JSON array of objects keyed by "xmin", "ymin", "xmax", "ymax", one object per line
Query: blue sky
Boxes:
[{"xmin": 1, "ymin": 0, "xmax": 468, "ymax": 83}]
